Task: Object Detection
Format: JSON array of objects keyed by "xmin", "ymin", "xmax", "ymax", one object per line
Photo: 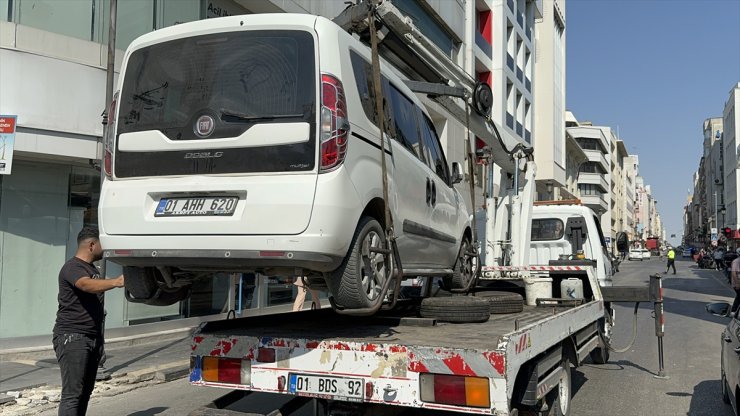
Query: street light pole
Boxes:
[{"xmin": 715, "ymin": 190, "xmax": 718, "ymax": 230}]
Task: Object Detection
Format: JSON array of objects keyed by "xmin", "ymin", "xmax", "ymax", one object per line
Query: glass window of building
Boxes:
[{"xmin": 18, "ymin": 0, "xmax": 94, "ymax": 41}]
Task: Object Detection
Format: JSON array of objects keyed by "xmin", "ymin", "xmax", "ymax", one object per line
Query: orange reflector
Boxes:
[
  {"xmin": 202, "ymin": 356, "xmax": 219, "ymax": 382},
  {"xmin": 465, "ymin": 376, "xmax": 490, "ymax": 407}
]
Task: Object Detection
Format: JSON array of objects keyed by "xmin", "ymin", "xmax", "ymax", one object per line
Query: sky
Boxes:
[{"xmin": 566, "ymin": 0, "xmax": 740, "ymax": 246}]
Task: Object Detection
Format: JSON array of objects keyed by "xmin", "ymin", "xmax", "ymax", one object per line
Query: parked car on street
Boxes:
[
  {"xmin": 707, "ymin": 302, "xmax": 740, "ymax": 415},
  {"xmin": 628, "ymin": 248, "xmax": 649, "ymax": 261}
]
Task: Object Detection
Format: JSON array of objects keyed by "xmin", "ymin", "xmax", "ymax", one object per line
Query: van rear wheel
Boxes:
[{"xmin": 330, "ymin": 217, "xmax": 391, "ymax": 311}]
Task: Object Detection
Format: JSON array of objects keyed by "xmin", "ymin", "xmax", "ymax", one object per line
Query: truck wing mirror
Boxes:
[{"xmin": 451, "ymin": 162, "xmax": 463, "ymax": 184}]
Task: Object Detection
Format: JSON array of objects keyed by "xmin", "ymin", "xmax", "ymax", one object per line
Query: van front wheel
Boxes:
[
  {"xmin": 444, "ymin": 236, "xmax": 478, "ymax": 290},
  {"xmin": 330, "ymin": 217, "xmax": 391, "ymax": 310}
]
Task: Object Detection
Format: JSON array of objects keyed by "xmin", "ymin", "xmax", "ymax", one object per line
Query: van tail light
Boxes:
[
  {"xmin": 320, "ymin": 74, "xmax": 348, "ymax": 172},
  {"xmin": 104, "ymin": 91, "xmax": 119, "ymax": 178}
]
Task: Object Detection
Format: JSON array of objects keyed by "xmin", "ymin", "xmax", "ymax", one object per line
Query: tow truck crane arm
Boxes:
[{"xmin": 333, "ymin": 0, "xmax": 535, "ymax": 270}]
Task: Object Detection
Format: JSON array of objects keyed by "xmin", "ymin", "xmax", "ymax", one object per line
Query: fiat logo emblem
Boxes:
[{"xmin": 194, "ymin": 115, "xmax": 215, "ymax": 138}]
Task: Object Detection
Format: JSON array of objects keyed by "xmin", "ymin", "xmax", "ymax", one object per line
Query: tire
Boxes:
[
  {"xmin": 419, "ymin": 297, "xmax": 490, "ymax": 323},
  {"xmin": 330, "ymin": 217, "xmax": 391, "ymax": 310},
  {"xmin": 589, "ymin": 345, "xmax": 610, "ymax": 364},
  {"xmin": 590, "ymin": 318, "xmax": 611, "ymax": 364},
  {"xmin": 123, "ymin": 267, "xmax": 159, "ymax": 300},
  {"xmin": 722, "ymin": 368, "xmax": 731, "ymax": 404},
  {"xmin": 142, "ymin": 286, "xmax": 191, "ymax": 306},
  {"xmin": 473, "ymin": 291, "xmax": 524, "ymax": 314},
  {"xmin": 443, "ymin": 236, "xmax": 479, "ymax": 290},
  {"xmin": 546, "ymin": 358, "xmax": 572, "ymax": 416}
]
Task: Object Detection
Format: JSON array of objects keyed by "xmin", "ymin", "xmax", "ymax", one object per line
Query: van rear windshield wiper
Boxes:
[{"xmin": 220, "ymin": 109, "xmax": 304, "ymax": 123}]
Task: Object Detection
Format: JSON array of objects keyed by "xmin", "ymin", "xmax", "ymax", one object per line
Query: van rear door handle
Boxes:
[
  {"xmin": 425, "ymin": 178, "xmax": 432, "ymax": 206},
  {"xmin": 430, "ymin": 181, "xmax": 437, "ymax": 206}
]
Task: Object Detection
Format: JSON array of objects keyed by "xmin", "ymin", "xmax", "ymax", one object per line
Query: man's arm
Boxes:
[{"xmin": 75, "ymin": 274, "xmax": 125, "ymax": 294}]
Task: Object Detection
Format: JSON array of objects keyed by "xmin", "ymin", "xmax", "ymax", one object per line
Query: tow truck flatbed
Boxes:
[{"xmin": 190, "ymin": 286, "xmax": 606, "ymax": 415}]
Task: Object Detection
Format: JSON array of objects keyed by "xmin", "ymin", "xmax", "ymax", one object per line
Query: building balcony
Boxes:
[
  {"xmin": 578, "ymin": 172, "xmax": 609, "ymax": 192},
  {"xmin": 581, "ymin": 194, "xmax": 609, "ymax": 214},
  {"xmin": 583, "ymin": 149, "xmax": 609, "ymax": 171},
  {"xmin": 567, "ymin": 126, "xmax": 609, "ymax": 153}
]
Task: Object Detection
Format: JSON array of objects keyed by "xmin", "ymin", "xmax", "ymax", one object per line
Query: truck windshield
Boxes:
[{"xmin": 115, "ymin": 30, "xmax": 316, "ymax": 178}]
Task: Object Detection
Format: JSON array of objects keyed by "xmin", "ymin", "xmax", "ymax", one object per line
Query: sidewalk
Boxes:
[{"xmin": 0, "ymin": 333, "xmax": 193, "ymax": 398}]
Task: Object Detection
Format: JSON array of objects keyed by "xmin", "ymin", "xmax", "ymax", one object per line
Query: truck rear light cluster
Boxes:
[
  {"xmin": 201, "ymin": 357, "xmax": 250, "ymax": 385},
  {"xmin": 419, "ymin": 373, "xmax": 490, "ymax": 408},
  {"xmin": 103, "ymin": 91, "xmax": 119, "ymax": 178},
  {"xmin": 319, "ymin": 73, "xmax": 348, "ymax": 172}
]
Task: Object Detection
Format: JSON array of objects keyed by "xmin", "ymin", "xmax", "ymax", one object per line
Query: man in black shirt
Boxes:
[{"xmin": 53, "ymin": 227, "xmax": 124, "ymax": 416}]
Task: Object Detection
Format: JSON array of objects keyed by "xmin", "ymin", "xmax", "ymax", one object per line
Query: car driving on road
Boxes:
[{"xmin": 628, "ymin": 248, "xmax": 649, "ymax": 261}]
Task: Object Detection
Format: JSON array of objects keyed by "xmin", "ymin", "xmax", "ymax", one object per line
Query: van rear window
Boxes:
[{"xmin": 115, "ymin": 30, "xmax": 316, "ymax": 177}]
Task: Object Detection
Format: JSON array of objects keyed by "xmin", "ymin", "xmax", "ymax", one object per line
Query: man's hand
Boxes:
[{"xmin": 113, "ymin": 274, "xmax": 125, "ymax": 288}]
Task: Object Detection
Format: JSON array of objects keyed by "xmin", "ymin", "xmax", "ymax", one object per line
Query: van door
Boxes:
[
  {"xmin": 386, "ymin": 84, "xmax": 435, "ymax": 267},
  {"xmin": 417, "ymin": 109, "xmax": 460, "ymax": 266}
]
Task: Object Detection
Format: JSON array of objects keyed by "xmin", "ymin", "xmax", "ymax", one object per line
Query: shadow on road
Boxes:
[
  {"xmin": 684, "ymin": 379, "xmax": 733, "ymax": 416},
  {"xmin": 127, "ymin": 407, "xmax": 169, "ymax": 416}
]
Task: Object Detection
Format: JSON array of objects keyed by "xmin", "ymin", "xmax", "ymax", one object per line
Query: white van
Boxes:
[{"xmin": 98, "ymin": 14, "xmax": 475, "ymax": 311}]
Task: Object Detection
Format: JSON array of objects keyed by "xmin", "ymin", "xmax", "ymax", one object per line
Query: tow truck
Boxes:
[{"xmin": 181, "ymin": 1, "xmax": 666, "ymax": 414}]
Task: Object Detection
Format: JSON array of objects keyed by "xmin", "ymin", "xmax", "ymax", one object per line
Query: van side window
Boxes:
[
  {"xmin": 418, "ymin": 110, "xmax": 449, "ymax": 183},
  {"xmin": 349, "ymin": 51, "xmax": 379, "ymax": 125},
  {"xmin": 532, "ymin": 218, "xmax": 564, "ymax": 241},
  {"xmin": 388, "ymin": 85, "xmax": 424, "ymax": 161}
]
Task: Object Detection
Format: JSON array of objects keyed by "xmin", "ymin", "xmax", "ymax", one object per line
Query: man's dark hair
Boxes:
[{"xmin": 77, "ymin": 227, "xmax": 100, "ymax": 245}]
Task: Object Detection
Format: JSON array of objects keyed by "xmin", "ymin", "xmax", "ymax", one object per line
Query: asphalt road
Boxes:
[
  {"xmin": 570, "ymin": 256, "xmax": 735, "ymax": 416},
  {"xmin": 37, "ymin": 256, "xmax": 736, "ymax": 416}
]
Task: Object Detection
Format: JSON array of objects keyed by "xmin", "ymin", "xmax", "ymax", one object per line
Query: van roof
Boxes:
[{"xmin": 127, "ymin": 13, "xmax": 319, "ymax": 54}]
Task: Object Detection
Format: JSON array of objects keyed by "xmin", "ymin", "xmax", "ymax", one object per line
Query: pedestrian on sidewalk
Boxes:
[
  {"xmin": 52, "ymin": 227, "xmax": 124, "ymax": 416},
  {"xmin": 292, "ymin": 276, "xmax": 322, "ymax": 311},
  {"xmin": 666, "ymin": 247, "xmax": 676, "ymax": 275},
  {"xmin": 730, "ymin": 248, "xmax": 740, "ymax": 314}
]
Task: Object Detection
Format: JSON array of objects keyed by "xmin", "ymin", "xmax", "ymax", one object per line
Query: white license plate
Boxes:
[
  {"xmin": 288, "ymin": 373, "xmax": 364, "ymax": 401},
  {"xmin": 155, "ymin": 196, "xmax": 238, "ymax": 217}
]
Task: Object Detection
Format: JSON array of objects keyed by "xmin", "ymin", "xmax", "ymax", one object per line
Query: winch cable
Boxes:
[{"xmin": 600, "ymin": 302, "xmax": 640, "ymax": 353}]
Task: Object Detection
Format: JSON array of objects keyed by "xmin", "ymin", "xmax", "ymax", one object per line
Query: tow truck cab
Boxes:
[{"xmin": 529, "ymin": 202, "xmax": 614, "ymax": 286}]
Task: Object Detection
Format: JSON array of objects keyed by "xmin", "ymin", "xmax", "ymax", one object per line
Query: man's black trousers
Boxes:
[
  {"xmin": 666, "ymin": 259, "xmax": 676, "ymax": 274},
  {"xmin": 53, "ymin": 333, "xmax": 103, "ymax": 416}
]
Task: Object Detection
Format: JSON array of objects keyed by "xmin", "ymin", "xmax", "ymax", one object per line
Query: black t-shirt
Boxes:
[{"xmin": 53, "ymin": 257, "xmax": 105, "ymax": 336}]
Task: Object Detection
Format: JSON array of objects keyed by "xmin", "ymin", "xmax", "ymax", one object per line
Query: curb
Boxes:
[
  {"xmin": 116, "ymin": 360, "xmax": 190, "ymax": 384},
  {"xmin": 0, "ymin": 328, "xmax": 193, "ymax": 362}
]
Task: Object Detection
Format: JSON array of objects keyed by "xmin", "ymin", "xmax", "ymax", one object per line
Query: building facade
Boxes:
[
  {"xmin": 532, "ymin": 0, "xmax": 567, "ymax": 200},
  {"xmin": 723, "ymin": 83, "xmax": 740, "ymax": 236}
]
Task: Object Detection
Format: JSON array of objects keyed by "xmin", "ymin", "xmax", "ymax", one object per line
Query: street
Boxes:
[
  {"xmin": 571, "ymin": 256, "xmax": 733, "ymax": 416},
  {"xmin": 30, "ymin": 257, "xmax": 735, "ymax": 416}
]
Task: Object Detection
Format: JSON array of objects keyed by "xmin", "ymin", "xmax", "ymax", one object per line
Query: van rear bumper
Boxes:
[{"xmin": 105, "ymin": 248, "xmax": 343, "ymax": 273}]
